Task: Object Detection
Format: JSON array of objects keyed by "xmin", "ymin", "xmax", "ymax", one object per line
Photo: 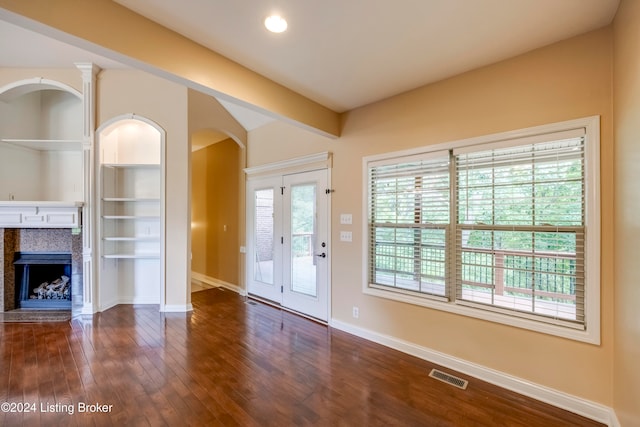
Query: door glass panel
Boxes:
[
  {"xmin": 254, "ymin": 189, "xmax": 274, "ymax": 284},
  {"xmin": 291, "ymin": 184, "xmax": 317, "ymax": 297}
]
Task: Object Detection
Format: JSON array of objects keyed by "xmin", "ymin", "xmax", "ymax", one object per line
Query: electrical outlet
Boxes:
[
  {"xmin": 340, "ymin": 231, "xmax": 352, "ymax": 242},
  {"xmin": 352, "ymin": 306, "xmax": 359, "ymax": 318}
]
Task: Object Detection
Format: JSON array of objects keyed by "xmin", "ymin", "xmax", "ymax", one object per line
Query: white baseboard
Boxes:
[
  {"xmin": 81, "ymin": 303, "xmax": 97, "ymax": 315},
  {"xmin": 330, "ymin": 318, "xmax": 617, "ymax": 426},
  {"xmin": 609, "ymin": 412, "xmax": 621, "ymax": 427},
  {"xmin": 118, "ymin": 297, "xmax": 160, "ymax": 305},
  {"xmin": 191, "ymin": 271, "xmax": 246, "ymax": 296},
  {"xmin": 162, "ymin": 304, "xmax": 193, "ymax": 313},
  {"xmin": 98, "ymin": 300, "xmax": 118, "ymax": 312},
  {"xmin": 97, "ymin": 299, "xmax": 192, "ymax": 313}
]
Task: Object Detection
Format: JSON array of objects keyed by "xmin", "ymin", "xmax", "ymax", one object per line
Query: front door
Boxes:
[{"xmin": 247, "ymin": 169, "xmax": 329, "ymax": 321}]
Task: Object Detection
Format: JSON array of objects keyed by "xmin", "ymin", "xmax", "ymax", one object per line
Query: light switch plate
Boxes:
[
  {"xmin": 340, "ymin": 231, "xmax": 352, "ymax": 242},
  {"xmin": 340, "ymin": 214, "xmax": 353, "ymax": 225}
]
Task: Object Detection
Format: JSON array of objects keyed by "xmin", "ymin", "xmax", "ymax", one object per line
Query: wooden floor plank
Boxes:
[{"xmin": 0, "ymin": 289, "xmax": 604, "ymax": 426}]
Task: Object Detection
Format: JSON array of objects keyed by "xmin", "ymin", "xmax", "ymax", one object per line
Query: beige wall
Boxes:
[
  {"xmin": 191, "ymin": 137, "xmax": 241, "ymax": 285},
  {"xmin": 249, "ymin": 28, "xmax": 615, "ymax": 405},
  {"xmin": 98, "ymin": 69, "xmax": 190, "ymax": 309},
  {"xmin": 613, "ymin": 1, "xmax": 640, "ymax": 425},
  {"xmin": 248, "ymin": 120, "xmax": 332, "ymax": 168}
]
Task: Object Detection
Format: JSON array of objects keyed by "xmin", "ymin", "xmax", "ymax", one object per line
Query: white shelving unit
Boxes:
[
  {"xmin": 97, "ymin": 117, "xmax": 164, "ymax": 310},
  {"xmin": 0, "ymin": 87, "xmax": 84, "ymax": 202},
  {"xmin": 101, "ymin": 164, "xmax": 161, "ymax": 259}
]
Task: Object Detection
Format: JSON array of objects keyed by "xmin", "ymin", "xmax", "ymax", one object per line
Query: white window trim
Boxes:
[{"xmin": 362, "ymin": 116, "xmax": 601, "ymax": 344}]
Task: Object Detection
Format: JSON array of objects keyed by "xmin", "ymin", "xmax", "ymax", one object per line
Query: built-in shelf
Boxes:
[
  {"xmin": 102, "ymin": 198, "xmax": 160, "ymax": 202},
  {"xmin": 102, "ymin": 163, "xmax": 160, "ymax": 168},
  {"xmin": 103, "ymin": 253, "xmax": 160, "ymax": 259},
  {"xmin": 0, "ymin": 201, "xmax": 84, "ymax": 207},
  {"xmin": 1, "ymin": 82, "xmax": 84, "ymax": 208},
  {"xmin": 103, "ymin": 236, "xmax": 160, "ymax": 241},
  {"xmin": 102, "ymin": 215, "xmax": 159, "ymax": 220}
]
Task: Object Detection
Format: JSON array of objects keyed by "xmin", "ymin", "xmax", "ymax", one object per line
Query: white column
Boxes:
[{"xmin": 76, "ymin": 63, "xmax": 100, "ymax": 315}]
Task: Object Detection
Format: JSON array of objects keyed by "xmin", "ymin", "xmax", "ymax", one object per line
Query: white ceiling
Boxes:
[
  {"xmin": 0, "ymin": 0, "xmax": 620, "ymax": 124},
  {"xmin": 113, "ymin": 0, "xmax": 620, "ymax": 112}
]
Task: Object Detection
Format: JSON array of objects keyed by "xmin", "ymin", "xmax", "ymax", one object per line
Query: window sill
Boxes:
[{"xmin": 363, "ymin": 285, "xmax": 600, "ymax": 345}]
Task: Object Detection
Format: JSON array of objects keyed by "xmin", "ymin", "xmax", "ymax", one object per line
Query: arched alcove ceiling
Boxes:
[
  {"xmin": 97, "ymin": 114, "xmax": 165, "ymax": 139},
  {"xmin": 0, "ymin": 78, "xmax": 83, "ymax": 150},
  {"xmin": 0, "ymin": 78, "xmax": 81, "ymax": 102}
]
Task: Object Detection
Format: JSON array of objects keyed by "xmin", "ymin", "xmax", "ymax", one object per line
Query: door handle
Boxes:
[{"xmin": 315, "ymin": 252, "xmax": 326, "ymax": 258}]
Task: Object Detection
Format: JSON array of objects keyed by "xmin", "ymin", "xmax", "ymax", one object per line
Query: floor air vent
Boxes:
[{"xmin": 428, "ymin": 369, "xmax": 468, "ymax": 390}]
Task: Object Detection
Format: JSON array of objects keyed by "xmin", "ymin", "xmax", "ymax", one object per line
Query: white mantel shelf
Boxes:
[
  {"xmin": 0, "ymin": 201, "xmax": 84, "ymax": 207},
  {"xmin": 0, "ymin": 201, "xmax": 83, "ymax": 228}
]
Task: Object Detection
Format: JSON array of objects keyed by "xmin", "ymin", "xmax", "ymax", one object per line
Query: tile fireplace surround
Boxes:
[{"xmin": 0, "ymin": 228, "xmax": 82, "ymax": 312}]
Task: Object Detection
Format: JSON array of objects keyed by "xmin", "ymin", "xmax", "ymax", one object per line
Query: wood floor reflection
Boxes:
[{"xmin": 0, "ymin": 288, "xmax": 604, "ymax": 426}]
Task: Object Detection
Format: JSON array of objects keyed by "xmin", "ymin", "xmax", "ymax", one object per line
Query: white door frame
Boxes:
[{"xmin": 244, "ymin": 152, "xmax": 332, "ymax": 322}]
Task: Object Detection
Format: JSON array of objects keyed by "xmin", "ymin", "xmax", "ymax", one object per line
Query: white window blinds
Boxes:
[
  {"xmin": 454, "ymin": 131, "xmax": 586, "ymax": 325},
  {"xmin": 366, "ymin": 125, "xmax": 591, "ymax": 330},
  {"xmin": 368, "ymin": 151, "xmax": 451, "ymax": 298}
]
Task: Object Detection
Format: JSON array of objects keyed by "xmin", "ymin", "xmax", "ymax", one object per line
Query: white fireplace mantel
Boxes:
[{"xmin": 0, "ymin": 201, "xmax": 83, "ymax": 228}]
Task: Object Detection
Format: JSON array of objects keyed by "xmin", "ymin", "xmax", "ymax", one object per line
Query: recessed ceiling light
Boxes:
[{"xmin": 265, "ymin": 15, "xmax": 287, "ymax": 33}]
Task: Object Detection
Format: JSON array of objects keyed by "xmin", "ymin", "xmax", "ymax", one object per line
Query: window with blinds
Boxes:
[
  {"xmin": 454, "ymin": 132, "xmax": 585, "ymax": 325},
  {"xmin": 368, "ymin": 151, "xmax": 450, "ymax": 298},
  {"xmin": 365, "ymin": 119, "xmax": 598, "ymax": 336}
]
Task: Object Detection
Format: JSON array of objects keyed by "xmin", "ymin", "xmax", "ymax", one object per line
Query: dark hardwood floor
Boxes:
[{"xmin": 0, "ymin": 288, "xmax": 604, "ymax": 426}]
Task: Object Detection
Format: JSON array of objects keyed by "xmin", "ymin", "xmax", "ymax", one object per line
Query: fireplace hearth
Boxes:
[{"xmin": 14, "ymin": 252, "xmax": 72, "ymax": 309}]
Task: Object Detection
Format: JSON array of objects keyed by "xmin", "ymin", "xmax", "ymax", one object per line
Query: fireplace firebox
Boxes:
[{"xmin": 13, "ymin": 252, "xmax": 72, "ymax": 309}]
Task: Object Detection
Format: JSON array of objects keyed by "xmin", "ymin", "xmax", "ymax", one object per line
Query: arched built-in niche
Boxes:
[
  {"xmin": 96, "ymin": 114, "xmax": 165, "ymax": 311},
  {"xmin": 0, "ymin": 79, "xmax": 83, "ymax": 202}
]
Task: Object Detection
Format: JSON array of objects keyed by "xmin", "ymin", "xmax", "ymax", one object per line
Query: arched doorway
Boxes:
[{"xmin": 190, "ymin": 129, "xmax": 244, "ymax": 295}]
